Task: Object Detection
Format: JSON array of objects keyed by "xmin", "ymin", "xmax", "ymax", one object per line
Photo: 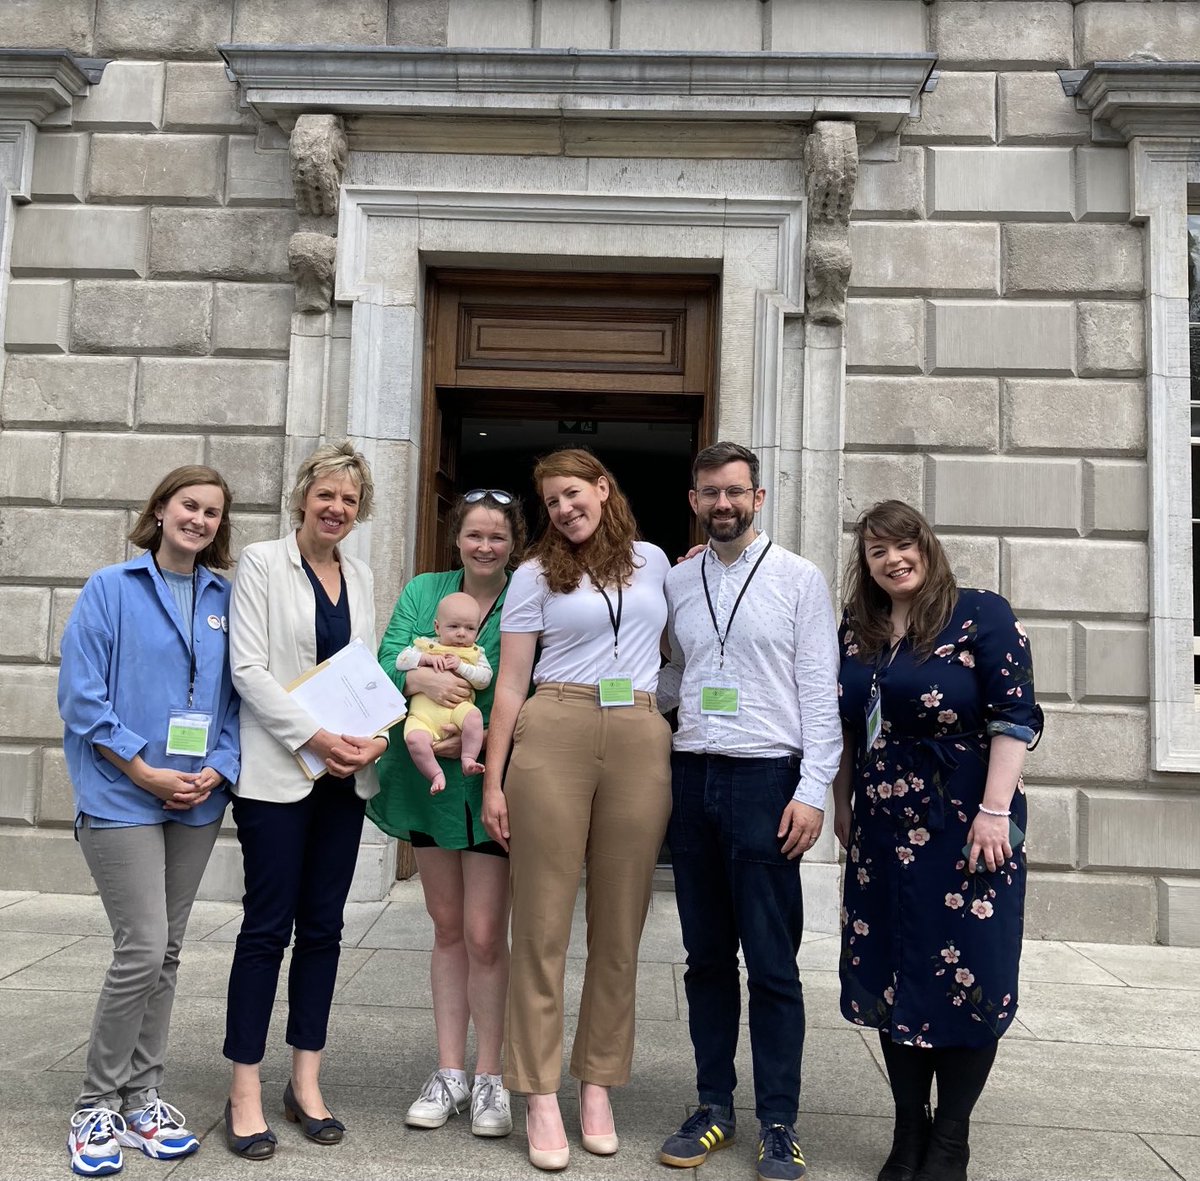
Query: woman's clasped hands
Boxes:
[{"xmin": 303, "ymin": 729, "xmax": 388, "ymax": 779}]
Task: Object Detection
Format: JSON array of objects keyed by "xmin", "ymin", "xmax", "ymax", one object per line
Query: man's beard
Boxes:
[{"xmin": 701, "ymin": 505, "xmax": 754, "ymax": 542}]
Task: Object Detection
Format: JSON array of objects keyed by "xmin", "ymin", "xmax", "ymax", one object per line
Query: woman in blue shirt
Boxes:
[{"xmin": 58, "ymin": 465, "xmax": 239, "ymax": 1178}]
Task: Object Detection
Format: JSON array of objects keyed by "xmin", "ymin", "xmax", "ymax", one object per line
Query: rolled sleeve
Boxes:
[{"xmin": 790, "ymin": 568, "xmax": 843, "ymax": 812}]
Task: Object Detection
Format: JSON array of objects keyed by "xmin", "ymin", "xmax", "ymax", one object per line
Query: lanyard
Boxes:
[
  {"xmin": 155, "ymin": 557, "xmax": 198, "ymax": 708},
  {"xmin": 588, "ymin": 572, "xmax": 623, "ymax": 661},
  {"xmin": 700, "ymin": 541, "xmax": 772, "ymax": 669},
  {"xmin": 464, "ymin": 570, "xmax": 511, "ymax": 633},
  {"xmin": 868, "ymin": 636, "xmax": 904, "ymax": 696}
]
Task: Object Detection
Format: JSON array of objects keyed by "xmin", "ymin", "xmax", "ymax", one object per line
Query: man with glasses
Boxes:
[{"xmin": 657, "ymin": 441, "xmax": 842, "ymax": 1181}]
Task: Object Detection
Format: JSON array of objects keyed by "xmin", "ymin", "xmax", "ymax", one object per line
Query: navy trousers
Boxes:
[
  {"xmin": 667, "ymin": 751, "xmax": 807, "ymax": 1126},
  {"xmin": 223, "ymin": 777, "xmax": 366, "ymax": 1064}
]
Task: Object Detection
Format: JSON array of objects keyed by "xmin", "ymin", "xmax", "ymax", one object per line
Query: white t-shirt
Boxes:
[{"xmin": 501, "ymin": 540, "xmax": 670, "ymax": 692}]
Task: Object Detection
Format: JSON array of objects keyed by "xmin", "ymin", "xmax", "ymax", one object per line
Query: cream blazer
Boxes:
[{"xmin": 229, "ymin": 532, "xmax": 381, "ymax": 803}]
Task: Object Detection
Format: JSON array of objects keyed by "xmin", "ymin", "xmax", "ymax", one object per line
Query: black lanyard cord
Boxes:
[
  {"xmin": 700, "ymin": 541, "xmax": 772, "ymax": 669},
  {"xmin": 588, "ymin": 572, "xmax": 623, "ymax": 661}
]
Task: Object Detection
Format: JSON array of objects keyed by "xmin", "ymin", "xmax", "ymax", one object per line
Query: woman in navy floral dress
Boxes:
[{"xmin": 833, "ymin": 501, "xmax": 1042, "ymax": 1181}]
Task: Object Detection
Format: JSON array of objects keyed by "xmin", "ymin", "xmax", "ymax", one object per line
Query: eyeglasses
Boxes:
[
  {"xmin": 464, "ymin": 488, "xmax": 515, "ymax": 506},
  {"xmin": 695, "ymin": 485, "xmax": 756, "ymax": 505}
]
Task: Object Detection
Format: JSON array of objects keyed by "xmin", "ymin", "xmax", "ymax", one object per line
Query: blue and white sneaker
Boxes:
[
  {"xmin": 117, "ymin": 1096, "xmax": 199, "ymax": 1159},
  {"xmin": 67, "ymin": 1107, "xmax": 126, "ymax": 1176}
]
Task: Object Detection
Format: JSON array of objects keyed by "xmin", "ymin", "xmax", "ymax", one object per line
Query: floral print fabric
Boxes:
[{"xmin": 837, "ymin": 589, "xmax": 1043, "ymax": 1049}]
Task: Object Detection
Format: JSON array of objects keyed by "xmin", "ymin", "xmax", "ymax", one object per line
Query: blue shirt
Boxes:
[{"xmin": 57, "ymin": 552, "xmax": 240, "ymax": 827}]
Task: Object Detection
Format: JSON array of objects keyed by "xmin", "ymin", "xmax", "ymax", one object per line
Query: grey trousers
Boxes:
[{"xmin": 76, "ymin": 817, "xmax": 220, "ymax": 1110}]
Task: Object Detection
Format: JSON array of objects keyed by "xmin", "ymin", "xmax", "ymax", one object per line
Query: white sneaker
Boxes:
[
  {"xmin": 67, "ymin": 1108, "xmax": 126, "ymax": 1176},
  {"xmin": 405, "ymin": 1069, "xmax": 471, "ymax": 1129},
  {"xmin": 470, "ymin": 1074, "xmax": 513, "ymax": 1138},
  {"xmin": 117, "ymin": 1095, "xmax": 199, "ymax": 1159}
]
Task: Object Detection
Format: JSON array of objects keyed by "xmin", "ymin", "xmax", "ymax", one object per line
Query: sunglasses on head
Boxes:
[{"xmin": 464, "ymin": 488, "xmax": 515, "ymax": 506}]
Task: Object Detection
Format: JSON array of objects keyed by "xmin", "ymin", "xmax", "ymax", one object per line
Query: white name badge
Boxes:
[
  {"xmin": 598, "ymin": 674, "xmax": 635, "ymax": 708},
  {"xmin": 700, "ymin": 684, "xmax": 740, "ymax": 715},
  {"xmin": 864, "ymin": 684, "xmax": 882, "ymax": 753},
  {"xmin": 165, "ymin": 710, "xmax": 212, "ymax": 757}
]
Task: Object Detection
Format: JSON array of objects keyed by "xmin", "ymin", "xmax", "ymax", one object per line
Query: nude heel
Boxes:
[{"xmin": 578, "ymin": 1081, "xmax": 619, "ymax": 1156}]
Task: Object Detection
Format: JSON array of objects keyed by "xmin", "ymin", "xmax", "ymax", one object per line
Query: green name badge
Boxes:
[
  {"xmin": 598, "ymin": 676, "xmax": 635, "ymax": 708},
  {"xmin": 165, "ymin": 710, "xmax": 211, "ymax": 757},
  {"xmin": 701, "ymin": 685, "xmax": 740, "ymax": 715}
]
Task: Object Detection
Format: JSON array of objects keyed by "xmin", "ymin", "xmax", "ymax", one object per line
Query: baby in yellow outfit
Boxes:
[{"xmin": 396, "ymin": 591, "xmax": 493, "ymax": 794}]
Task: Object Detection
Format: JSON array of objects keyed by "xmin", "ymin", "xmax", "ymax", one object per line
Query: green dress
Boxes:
[{"xmin": 367, "ymin": 570, "xmax": 509, "ymax": 849}]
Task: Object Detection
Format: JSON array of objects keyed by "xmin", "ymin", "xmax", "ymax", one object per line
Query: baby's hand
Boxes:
[
  {"xmin": 442, "ymin": 653, "xmax": 461, "ymax": 671},
  {"xmin": 424, "ymin": 653, "xmax": 449, "ymax": 672}
]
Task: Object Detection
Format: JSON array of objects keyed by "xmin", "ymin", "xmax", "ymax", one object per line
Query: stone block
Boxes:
[
  {"xmin": 845, "ymin": 376, "xmax": 1000, "ymax": 451},
  {"xmin": 0, "ymin": 665, "xmax": 62, "ymax": 741},
  {"xmin": 0, "ymin": 356, "xmax": 134, "ymax": 428},
  {"xmin": 3, "ymin": 281, "xmax": 72, "ymax": 352},
  {"xmin": 1004, "ymin": 539, "xmax": 1147, "ymax": 617},
  {"xmin": 224, "ymin": 137, "xmax": 292, "ymax": 205},
  {"xmin": 846, "ymin": 299, "xmax": 923, "ymax": 373},
  {"xmin": 613, "ymin": 0, "xmax": 760, "ymax": 51},
  {"xmin": 1024, "ymin": 784, "xmax": 1078, "ymax": 868},
  {"xmin": 1083, "ymin": 790, "xmax": 1200, "ymax": 873},
  {"xmin": 1077, "ymin": 301, "xmax": 1143, "ymax": 378},
  {"xmin": 1086, "ymin": 459, "xmax": 1147, "ymax": 535},
  {"xmin": 38, "ymin": 747, "xmax": 73, "ymax": 825},
  {"xmin": 0, "ymin": 747, "xmax": 39, "ymax": 825},
  {"xmin": 852, "ymin": 147, "xmax": 924, "ymax": 219},
  {"xmin": 229, "ymin": 512, "xmax": 286, "ymax": 558},
  {"xmin": 138, "ymin": 359, "xmax": 287, "ymax": 429},
  {"xmin": 1021, "ymin": 621, "xmax": 1073, "ymax": 700},
  {"xmin": 1025, "ymin": 869, "xmax": 1156, "ymax": 944},
  {"xmin": 87, "ymin": 134, "xmax": 224, "ymax": 204},
  {"xmin": 61, "ymin": 433, "xmax": 204, "ymax": 506},
  {"xmin": 205, "ymin": 435, "xmax": 285, "ymax": 509},
  {"xmin": 71, "ymin": 280, "xmax": 211, "ymax": 355},
  {"xmin": 30, "ymin": 133, "xmax": 89, "ymax": 201},
  {"xmin": 0, "ymin": 431, "xmax": 60, "ymax": 504},
  {"xmin": 212, "ymin": 283, "xmax": 292, "ymax": 355},
  {"xmin": 1075, "ymin": 146, "xmax": 1130, "ymax": 220},
  {"xmin": 929, "ymin": 456, "xmax": 1082, "ymax": 532},
  {"xmin": 843, "ymin": 453, "xmax": 924, "ymax": 524},
  {"xmin": 999, "ymin": 72, "xmax": 1091, "ymax": 144},
  {"xmin": 537, "ymin": 0, "xmax": 610, "ymax": 48},
  {"xmin": 0, "ymin": 508, "xmax": 127, "ymax": 580},
  {"xmin": 0, "ymin": 0, "xmax": 94, "ymax": 53},
  {"xmin": 73, "ymin": 61, "xmax": 165, "ymax": 132},
  {"xmin": 1005, "ymin": 379, "xmax": 1144, "ymax": 455},
  {"xmin": 768, "ymin": 0, "xmax": 926, "ymax": 52},
  {"xmin": 11, "ymin": 207, "xmax": 148, "ymax": 278},
  {"xmin": 50, "ymin": 589, "xmax": 79, "ymax": 662},
  {"xmin": 389, "ymin": 0, "xmax": 449, "ymax": 45},
  {"xmin": 95, "ymin": 0, "xmax": 232, "ymax": 57},
  {"xmin": 149, "ymin": 209, "xmax": 297, "ymax": 280},
  {"xmin": 164, "ymin": 62, "xmax": 257, "ymax": 131},
  {"xmin": 930, "ymin": 301, "xmax": 1074, "ymax": 374},
  {"xmin": 905, "ymin": 71, "xmax": 996, "ymax": 144},
  {"xmin": 1158, "ymin": 878, "xmax": 1200, "ymax": 948},
  {"xmin": 931, "ymin": 1, "xmax": 1072, "ymax": 69},
  {"xmin": 0, "ymin": 830, "xmax": 97, "ymax": 893},
  {"xmin": 929, "ymin": 147, "xmax": 1074, "ymax": 219},
  {"xmin": 1005, "ymin": 224, "xmax": 1144, "ymax": 297},
  {"xmin": 446, "ymin": 0, "xmax": 536, "ymax": 46},
  {"xmin": 0, "ymin": 589, "xmax": 51, "ymax": 662},
  {"xmin": 1076, "ymin": 622, "xmax": 1149, "ymax": 701},
  {"xmin": 233, "ymin": 0, "xmax": 387, "ymax": 42},
  {"xmin": 1033, "ymin": 704, "xmax": 1149, "ymax": 784},
  {"xmin": 1077, "ymin": 1, "xmax": 1200, "ymax": 64},
  {"xmin": 848, "ymin": 223, "xmax": 999, "ymax": 295},
  {"xmin": 942, "ymin": 534, "xmax": 999, "ymax": 591}
]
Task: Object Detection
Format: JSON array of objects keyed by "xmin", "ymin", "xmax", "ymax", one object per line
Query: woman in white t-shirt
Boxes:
[{"xmin": 482, "ymin": 448, "xmax": 672, "ymax": 1172}]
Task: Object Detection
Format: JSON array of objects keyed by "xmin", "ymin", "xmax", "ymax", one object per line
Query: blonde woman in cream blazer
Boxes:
[{"xmin": 221, "ymin": 442, "xmax": 389, "ymax": 1161}]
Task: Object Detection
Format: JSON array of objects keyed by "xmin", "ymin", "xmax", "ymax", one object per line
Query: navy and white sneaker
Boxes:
[
  {"xmin": 67, "ymin": 1107, "xmax": 126, "ymax": 1176},
  {"xmin": 117, "ymin": 1095, "xmax": 199, "ymax": 1159}
]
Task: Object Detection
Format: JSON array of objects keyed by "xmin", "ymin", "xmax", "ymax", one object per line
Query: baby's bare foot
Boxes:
[
  {"xmin": 461, "ymin": 758, "xmax": 485, "ymax": 777},
  {"xmin": 429, "ymin": 773, "xmax": 446, "ymax": 795}
]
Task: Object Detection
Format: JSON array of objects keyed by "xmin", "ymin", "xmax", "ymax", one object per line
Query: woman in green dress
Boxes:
[{"xmin": 368, "ymin": 489, "xmax": 526, "ymax": 1139}]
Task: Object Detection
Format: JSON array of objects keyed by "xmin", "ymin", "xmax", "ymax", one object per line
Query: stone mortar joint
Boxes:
[
  {"xmin": 290, "ymin": 113, "xmax": 348, "ymax": 218},
  {"xmin": 288, "ymin": 231, "xmax": 338, "ymax": 313}
]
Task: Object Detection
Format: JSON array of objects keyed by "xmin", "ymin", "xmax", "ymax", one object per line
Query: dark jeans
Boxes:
[
  {"xmin": 223, "ymin": 778, "xmax": 366, "ymax": 1064},
  {"xmin": 668, "ymin": 751, "xmax": 807, "ymax": 1126}
]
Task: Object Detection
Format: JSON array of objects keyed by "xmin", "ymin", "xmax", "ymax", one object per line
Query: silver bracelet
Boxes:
[{"xmin": 978, "ymin": 804, "xmax": 1011, "ymax": 817}]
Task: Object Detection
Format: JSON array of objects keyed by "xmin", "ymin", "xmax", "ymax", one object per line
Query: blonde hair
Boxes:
[{"xmin": 288, "ymin": 440, "xmax": 374, "ymax": 525}]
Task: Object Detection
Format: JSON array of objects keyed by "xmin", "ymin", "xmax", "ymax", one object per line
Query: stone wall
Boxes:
[{"xmin": 1, "ymin": 0, "xmax": 1199, "ymax": 942}]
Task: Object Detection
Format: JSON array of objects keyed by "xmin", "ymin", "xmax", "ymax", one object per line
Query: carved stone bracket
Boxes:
[
  {"xmin": 288, "ymin": 231, "xmax": 338, "ymax": 312},
  {"xmin": 803, "ymin": 120, "xmax": 858, "ymax": 326},
  {"xmin": 289, "ymin": 114, "xmax": 348, "ymax": 217}
]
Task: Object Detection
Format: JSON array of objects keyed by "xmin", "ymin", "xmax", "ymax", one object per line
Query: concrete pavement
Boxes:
[{"xmin": 1, "ymin": 881, "xmax": 1198, "ymax": 1181}]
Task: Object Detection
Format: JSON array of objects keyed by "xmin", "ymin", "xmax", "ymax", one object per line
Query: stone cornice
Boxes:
[
  {"xmin": 218, "ymin": 45, "xmax": 936, "ymax": 135},
  {"xmin": 0, "ymin": 49, "xmax": 99, "ymax": 123},
  {"xmin": 1069, "ymin": 61, "xmax": 1200, "ymax": 142}
]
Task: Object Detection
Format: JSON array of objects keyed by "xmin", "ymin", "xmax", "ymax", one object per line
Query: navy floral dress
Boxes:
[{"xmin": 837, "ymin": 589, "xmax": 1043, "ymax": 1049}]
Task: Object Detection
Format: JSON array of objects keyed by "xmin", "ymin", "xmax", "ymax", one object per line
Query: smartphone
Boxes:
[{"xmin": 962, "ymin": 819, "xmax": 1025, "ymax": 873}]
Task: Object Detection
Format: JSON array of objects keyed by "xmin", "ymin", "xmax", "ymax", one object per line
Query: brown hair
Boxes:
[
  {"xmin": 528, "ymin": 449, "xmax": 640, "ymax": 594},
  {"xmin": 692, "ymin": 440, "xmax": 759, "ymax": 489},
  {"xmin": 288, "ymin": 440, "xmax": 375, "ymax": 525},
  {"xmin": 128, "ymin": 466, "xmax": 234, "ymax": 570},
  {"xmin": 447, "ymin": 491, "xmax": 527, "ymax": 572},
  {"xmin": 843, "ymin": 499, "xmax": 958, "ymax": 661}
]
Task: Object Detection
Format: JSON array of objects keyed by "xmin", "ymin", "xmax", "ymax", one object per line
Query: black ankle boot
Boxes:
[
  {"xmin": 877, "ymin": 1104, "xmax": 932, "ymax": 1181},
  {"xmin": 914, "ymin": 1112, "xmax": 970, "ymax": 1181}
]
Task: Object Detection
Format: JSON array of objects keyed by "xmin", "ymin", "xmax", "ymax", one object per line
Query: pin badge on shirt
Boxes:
[
  {"xmin": 220, "ymin": 615, "xmax": 228, "ymax": 633},
  {"xmin": 207, "ymin": 614, "xmax": 222, "ymax": 630}
]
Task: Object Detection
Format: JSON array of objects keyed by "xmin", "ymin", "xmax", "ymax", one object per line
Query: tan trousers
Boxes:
[{"xmin": 503, "ymin": 682, "xmax": 672, "ymax": 1093}]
